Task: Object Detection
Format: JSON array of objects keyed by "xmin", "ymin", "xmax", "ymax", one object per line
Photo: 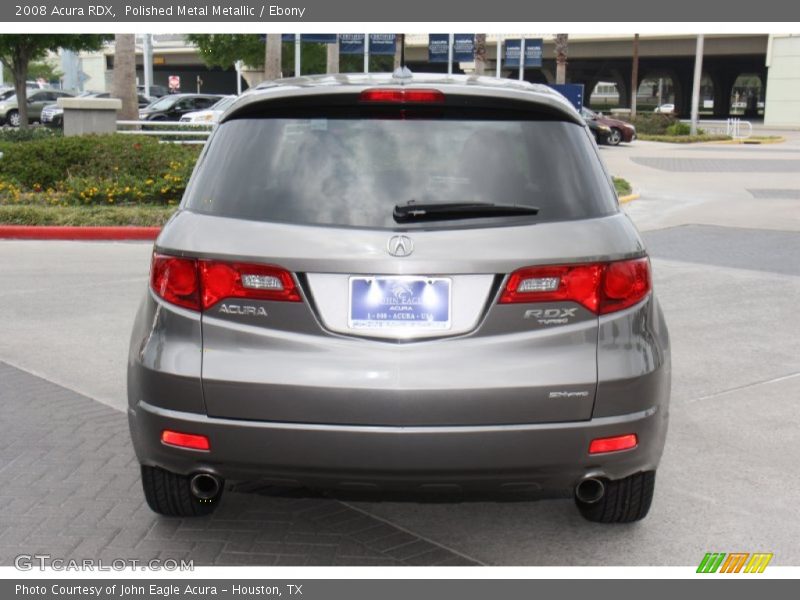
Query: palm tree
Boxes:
[
  {"xmin": 264, "ymin": 34, "xmax": 282, "ymax": 80},
  {"xmin": 111, "ymin": 34, "xmax": 138, "ymax": 121},
  {"xmin": 474, "ymin": 34, "xmax": 487, "ymax": 76},
  {"xmin": 327, "ymin": 39, "xmax": 340, "ymax": 74},
  {"xmin": 555, "ymin": 34, "xmax": 569, "ymax": 84}
]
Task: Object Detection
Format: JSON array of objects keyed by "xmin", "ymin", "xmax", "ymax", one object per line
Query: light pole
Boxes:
[
  {"xmin": 690, "ymin": 34, "xmax": 705, "ymax": 135},
  {"xmin": 630, "ymin": 34, "xmax": 639, "ymax": 118},
  {"xmin": 143, "ymin": 34, "xmax": 153, "ymax": 97}
]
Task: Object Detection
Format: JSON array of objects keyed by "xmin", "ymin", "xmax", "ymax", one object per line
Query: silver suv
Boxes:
[{"xmin": 128, "ymin": 73, "xmax": 670, "ymax": 523}]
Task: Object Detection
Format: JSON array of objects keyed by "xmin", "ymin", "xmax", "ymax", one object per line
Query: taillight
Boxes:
[
  {"xmin": 150, "ymin": 255, "xmax": 201, "ymax": 310},
  {"xmin": 150, "ymin": 254, "xmax": 301, "ymax": 311},
  {"xmin": 600, "ymin": 258, "xmax": 651, "ymax": 314},
  {"xmin": 199, "ymin": 260, "xmax": 301, "ymax": 308},
  {"xmin": 589, "ymin": 434, "xmax": 638, "ymax": 454},
  {"xmin": 161, "ymin": 430, "xmax": 210, "ymax": 451},
  {"xmin": 359, "ymin": 88, "xmax": 445, "ymax": 104},
  {"xmin": 499, "ymin": 258, "xmax": 651, "ymax": 315}
]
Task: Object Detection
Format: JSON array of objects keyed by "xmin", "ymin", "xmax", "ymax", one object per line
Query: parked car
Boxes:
[
  {"xmin": 580, "ymin": 107, "xmax": 636, "ymax": 146},
  {"xmin": 654, "ymin": 103, "xmax": 675, "ymax": 114},
  {"xmin": 584, "ymin": 116, "xmax": 612, "ymax": 144},
  {"xmin": 41, "ymin": 91, "xmax": 155, "ymax": 128},
  {"xmin": 138, "ymin": 84, "xmax": 169, "ymax": 98},
  {"xmin": 138, "ymin": 93, "xmax": 223, "ymax": 121},
  {"xmin": 128, "ymin": 73, "xmax": 671, "ymax": 523},
  {"xmin": 0, "ymin": 88, "xmax": 74, "ymax": 127},
  {"xmin": 179, "ymin": 95, "xmax": 238, "ymax": 124}
]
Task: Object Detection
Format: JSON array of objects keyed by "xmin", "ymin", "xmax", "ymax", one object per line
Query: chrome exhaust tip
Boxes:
[
  {"xmin": 575, "ymin": 477, "xmax": 605, "ymax": 504},
  {"xmin": 190, "ymin": 473, "xmax": 221, "ymax": 500}
]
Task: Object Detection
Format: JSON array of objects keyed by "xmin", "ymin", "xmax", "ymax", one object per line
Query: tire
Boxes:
[
  {"xmin": 140, "ymin": 465, "xmax": 223, "ymax": 517},
  {"xmin": 576, "ymin": 471, "xmax": 655, "ymax": 523},
  {"xmin": 607, "ymin": 128, "xmax": 623, "ymax": 146},
  {"xmin": 6, "ymin": 110, "xmax": 20, "ymax": 127}
]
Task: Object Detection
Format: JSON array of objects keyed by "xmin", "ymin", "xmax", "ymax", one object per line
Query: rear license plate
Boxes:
[{"xmin": 349, "ymin": 276, "xmax": 451, "ymax": 330}]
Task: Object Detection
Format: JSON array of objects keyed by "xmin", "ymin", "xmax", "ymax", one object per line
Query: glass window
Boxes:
[{"xmin": 185, "ymin": 116, "xmax": 617, "ymax": 230}]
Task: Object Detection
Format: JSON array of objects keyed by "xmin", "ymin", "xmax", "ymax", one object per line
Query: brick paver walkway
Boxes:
[{"xmin": 0, "ymin": 362, "xmax": 479, "ymax": 566}]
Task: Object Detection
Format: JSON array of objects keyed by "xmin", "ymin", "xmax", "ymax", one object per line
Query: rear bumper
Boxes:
[{"xmin": 129, "ymin": 400, "xmax": 668, "ymax": 493}]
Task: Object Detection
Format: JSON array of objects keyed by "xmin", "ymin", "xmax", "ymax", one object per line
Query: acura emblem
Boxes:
[{"xmin": 387, "ymin": 235, "xmax": 413, "ymax": 257}]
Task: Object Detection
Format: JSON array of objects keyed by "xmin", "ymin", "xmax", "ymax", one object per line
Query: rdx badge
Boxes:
[
  {"xmin": 219, "ymin": 304, "xmax": 268, "ymax": 317},
  {"xmin": 523, "ymin": 307, "xmax": 577, "ymax": 325}
]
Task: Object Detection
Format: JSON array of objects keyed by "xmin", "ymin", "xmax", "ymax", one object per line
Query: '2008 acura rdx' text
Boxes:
[{"xmin": 127, "ymin": 72, "xmax": 670, "ymax": 523}]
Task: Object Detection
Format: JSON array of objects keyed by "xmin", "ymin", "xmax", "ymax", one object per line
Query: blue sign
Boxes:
[
  {"xmin": 339, "ymin": 34, "xmax": 397, "ymax": 55},
  {"xmin": 428, "ymin": 34, "xmax": 450, "ymax": 63},
  {"xmin": 453, "ymin": 34, "xmax": 476, "ymax": 62},
  {"xmin": 369, "ymin": 34, "xmax": 397, "ymax": 56},
  {"xmin": 429, "ymin": 34, "xmax": 475, "ymax": 63},
  {"xmin": 504, "ymin": 38, "xmax": 543, "ymax": 68},
  {"xmin": 339, "ymin": 33, "xmax": 365, "ymax": 54},
  {"xmin": 301, "ymin": 34, "xmax": 337, "ymax": 44},
  {"xmin": 548, "ymin": 83, "xmax": 585, "ymax": 111},
  {"xmin": 280, "ymin": 34, "xmax": 337, "ymax": 43}
]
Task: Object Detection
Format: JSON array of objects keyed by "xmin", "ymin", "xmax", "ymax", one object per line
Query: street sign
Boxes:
[{"xmin": 504, "ymin": 39, "xmax": 543, "ymax": 68}]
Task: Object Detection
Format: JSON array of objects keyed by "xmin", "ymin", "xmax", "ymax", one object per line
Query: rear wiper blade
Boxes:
[{"xmin": 393, "ymin": 202, "xmax": 539, "ymax": 223}]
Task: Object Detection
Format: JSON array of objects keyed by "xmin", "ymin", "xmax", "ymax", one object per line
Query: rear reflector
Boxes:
[
  {"xmin": 360, "ymin": 88, "xmax": 446, "ymax": 104},
  {"xmin": 588, "ymin": 434, "xmax": 638, "ymax": 455},
  {"xmin": 161, "ymin": 430, "xmax": 210, "ymax": 451},
  {"xmin": 150, "ymin": 254, "xmax": 301, "ymax": 311},
  {"xmin": 499, "ymin": 257, "xmax": 651, "ymax": 315}
]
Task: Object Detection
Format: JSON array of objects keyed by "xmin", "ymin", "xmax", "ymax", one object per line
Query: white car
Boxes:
[
  {"xmin": 654, "ymin": 103, "xmax": 675, "ymax": 114},
  {"xmin": 179, "ymin": 95, "xmax": 237, "ymax": 124}
]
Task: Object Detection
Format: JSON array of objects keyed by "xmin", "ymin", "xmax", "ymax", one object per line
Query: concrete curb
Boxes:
[
  {"xmin": 619, "ymin": 193, "xmax": 640, "ymax": 205},
  {"xmin": 0, "ymin": 226, "xmax": 160, "ymax": 240}
]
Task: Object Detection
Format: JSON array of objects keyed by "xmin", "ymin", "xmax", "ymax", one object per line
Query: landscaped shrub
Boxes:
[
  {"xmin": 665, "ymin": 121, "xmax": 692, "ymax": 136},
  {"xmin": 0, "ymin": 125, "xmax": 62, "ymax": 143},
  {"xmin": 0, "ymin": 134, "xmax": 201, "ymax": 204},
  {"xmin": 628, "ymin": 113, "xmax": 678, "ymax": 135}
]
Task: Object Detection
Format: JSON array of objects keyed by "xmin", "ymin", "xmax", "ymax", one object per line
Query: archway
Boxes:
[
  {"xmin": 730, "ymin": 73, "xmax": 764, "ymax": 117},
  {"xmin": 635, "ymin": 72, "xmax": 678, "ymax": 113}
]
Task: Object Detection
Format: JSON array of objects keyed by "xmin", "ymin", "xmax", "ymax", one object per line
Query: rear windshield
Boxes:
[{"xmin": 184, "ymin": 115, "xmax": 618, "ymax": 229}]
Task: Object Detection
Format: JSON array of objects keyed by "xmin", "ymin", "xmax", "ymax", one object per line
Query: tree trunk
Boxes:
[
  {"xmin": 264, "ymin": 34, "xmax": 282, "ymax": 80},
  {"xmin": 630, "ymin": 34, "xmax": 640, "ymax": 118},
  {"xmin": 474, "ymin": 34, "xmax": 487, "ymax": 75},
  {"xmin": 393, "ymin": 35, "xmax": 402, "ymax": 70},
  {"xmin": 555, "ymin": 34, "xmax": 569, "ymax": 85},
  {"xmin": 111, "ymin": 34, "xmax": 138, "ymax": 121},
  {"xmin": 12, "ymin": 61, "xmax": 28, "ymax": 129},
  {"xmin": 326, "ymin": 40, "xmax": 339, "ymax": 74}
]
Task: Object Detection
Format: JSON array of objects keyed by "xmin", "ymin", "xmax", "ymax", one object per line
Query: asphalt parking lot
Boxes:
[{"xmin": 1, "ymin": 133, "xmax": 799, "ymax": 566}]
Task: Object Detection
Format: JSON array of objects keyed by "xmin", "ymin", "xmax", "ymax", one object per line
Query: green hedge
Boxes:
[
  {"xmin": 628, "ymin": 113, "xmax": 679, "ymax": 135},
  {"xmin": 0, "ymin": 134, "xmax": 201, "ymax": 205},
  {"xmin": 0, "ymin": 125, "xmax": 62, "ymax": 143}
]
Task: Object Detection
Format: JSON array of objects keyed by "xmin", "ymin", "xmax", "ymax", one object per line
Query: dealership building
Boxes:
[{"xmin": 32, "ymin": 33, "xmax": 800, "ymax": 127}]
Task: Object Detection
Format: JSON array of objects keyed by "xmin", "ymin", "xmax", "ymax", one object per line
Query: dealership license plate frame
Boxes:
[{"xmin": 348, "ymin": 276, "xmax": 452, "ymax": 331}]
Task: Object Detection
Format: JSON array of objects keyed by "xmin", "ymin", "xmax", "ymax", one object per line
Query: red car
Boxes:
[{"xmin": 581, "ymin": 107, "xmax": 636, "ymax": 145}]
